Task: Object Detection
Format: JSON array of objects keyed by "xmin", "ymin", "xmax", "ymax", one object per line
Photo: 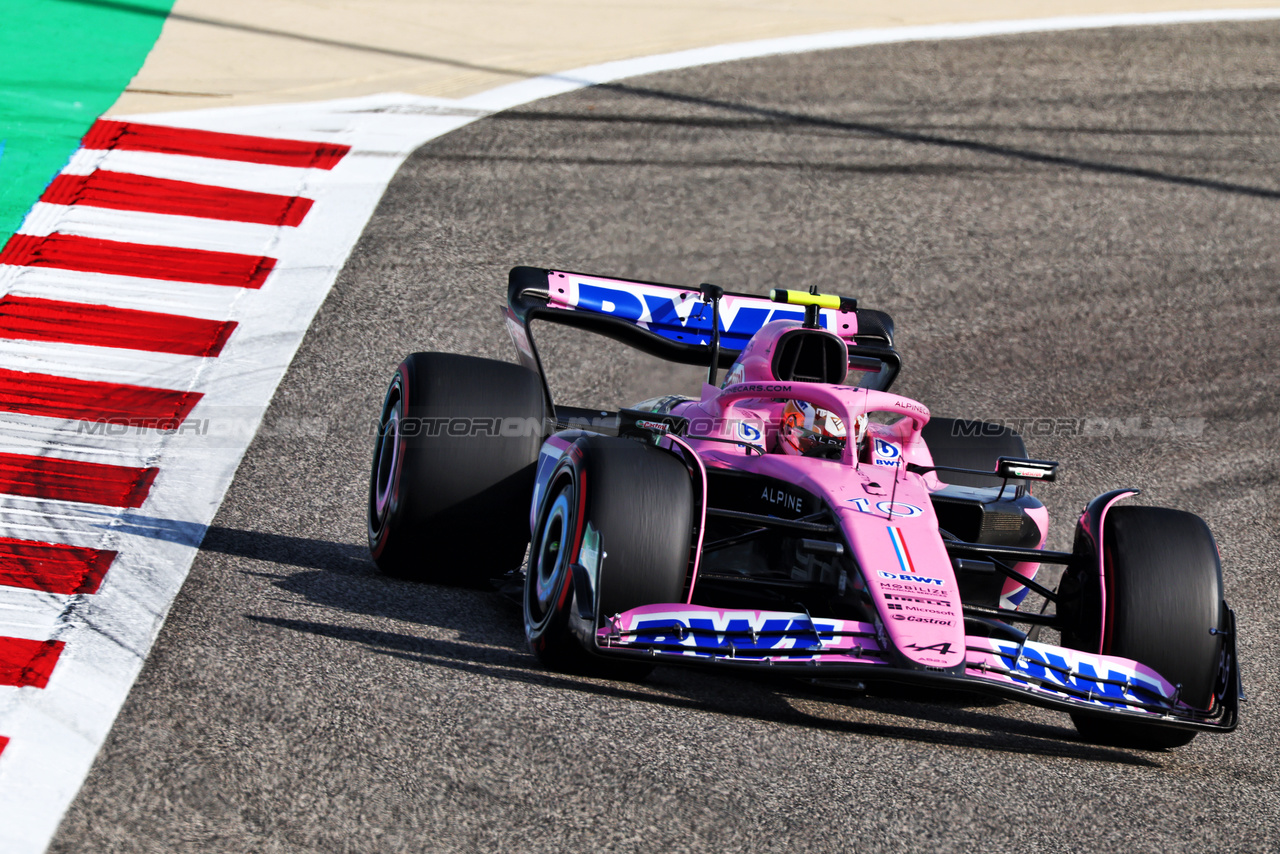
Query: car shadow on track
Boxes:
[
  {"xmin": 201, "ymin": 524, "xmax": 526, "ymax": 640},
  {"xmin": 244, "ymin": 613, "xmax": 1158, "ymax": 768},
  {"xmin": 201, "ymin": 524, "xmax": 372, "ymax": 573},
  {"xmin": 210, "ymin": 525, "xmax": 1162, "ymax": 768}
]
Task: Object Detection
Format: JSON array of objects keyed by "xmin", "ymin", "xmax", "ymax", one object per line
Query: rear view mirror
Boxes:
[
  {"xmin": 996, "ymin": 457, "xmax": 1058, "ymax": 482},
  {"xmin": 847, "ymin": 354, "xmax": 884, "ymax": 373}
]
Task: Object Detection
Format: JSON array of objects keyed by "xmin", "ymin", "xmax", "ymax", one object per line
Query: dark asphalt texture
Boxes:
[{"xmin": 53, "ymin": 21, "xmax": 1280, "ymax": 854}]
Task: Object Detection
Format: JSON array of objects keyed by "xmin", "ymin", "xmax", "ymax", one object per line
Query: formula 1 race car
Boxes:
[{"xmin": 367, "ymin": 266, "xmax": 1241, "ymax": 749}]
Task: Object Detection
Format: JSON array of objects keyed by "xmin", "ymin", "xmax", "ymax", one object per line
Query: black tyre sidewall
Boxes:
[
  {"xmin": 368, "ymin": 352, "xmax": 545, "ymax": 583},
  {"xmin": 524, "ymin": 437, "xmax": 693, "ymax": 670},
  {"xmin": 524, "ymin": 463, "xmax": 580, "ymax": 657},
  {"xmin": 1102, "ymin": 506, "xmax": 1225, "ymax": 710},
  {"xmin": 368, "ymin": 369, "xmax": 407, "ymax": 557},
  {"xmin": 1068, "ymin": 505, "xmax": 1225, "ymax": 748},
  {"xmin": 587, "ymin": 439, "xmax": 693, "ymax": 618}
]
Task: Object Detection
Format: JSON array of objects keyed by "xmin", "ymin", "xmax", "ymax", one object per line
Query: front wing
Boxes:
[{"xmin": 596, "ymin": 605, "xmax": 1239, "ymax": 734}]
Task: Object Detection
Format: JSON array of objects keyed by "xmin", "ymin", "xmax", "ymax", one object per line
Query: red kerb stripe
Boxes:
[
  {"xmin": 42, "ymin": 172, "xmax": 314, "ymax": 227},
  {"xmin": 0, "ymin": 233, "xmax": 275, "ymax": 288},
  {"xmin": 0, "ymin": 453, "xmax": 157, "ymax": 507},
  {"xmin": 0, "ymin": 367, "xmax": 202, "ymax": 426},
  {"xmin": 82, "ymin": 120, "xmax": 350, "ymax": 169},
  {"xmin": 0, "ymin": 638, "xmax": 65, "ymax": 689},
  {"xmin": 0, "ymin": 296, "xmax": 236, "ymax": 356},
  {"xmin": 0, "ymin": 537, "xmax": 116, "ymax": 595}
]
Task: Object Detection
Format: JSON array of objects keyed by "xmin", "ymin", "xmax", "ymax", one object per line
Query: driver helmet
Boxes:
[{"xmin": 779, "ymin": 400, "xmax": 867, "ymax": 460}]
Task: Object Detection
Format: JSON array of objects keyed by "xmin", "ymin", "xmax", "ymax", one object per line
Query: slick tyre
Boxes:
[
  {"xmin": 921, "ymin": 418, "xmax": 1028, "ymax": 489},
  {"xmin": 368, "ymin": 352, "xmax": 546, "ymax": 585},
  {"xmin": 1068, "ymin": 506, "xmax": 1226, "ymax": 749},
  {"xmin": 525, "ymin": 436, "xmax": 693, "ymax": 677}
]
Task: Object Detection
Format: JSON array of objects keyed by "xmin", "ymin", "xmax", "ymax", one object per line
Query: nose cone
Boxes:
[{"xmin": 837, "ymin": 481, "xmax": 966, "ymax": 671}]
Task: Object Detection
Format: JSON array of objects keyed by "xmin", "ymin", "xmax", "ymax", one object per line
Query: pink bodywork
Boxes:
[
  {"xmin": 518, "ymin": 269, "xmax": 1223, "ymax": 723},
  {"xmin": 672, "ymin": 378, "xmax": 970, "ymax": 669},
  {"xmin": 529, "ymin": 275, "xmax": 1047, "ymax": 672}
]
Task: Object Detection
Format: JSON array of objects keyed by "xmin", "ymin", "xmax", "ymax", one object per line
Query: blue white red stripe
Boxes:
[{"xmin": 887, "ymin": 526, "xmax": 917, "ymax": 575}]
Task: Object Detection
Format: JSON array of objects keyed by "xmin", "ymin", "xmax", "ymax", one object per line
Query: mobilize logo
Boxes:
[{"xmin": 882, "ymin": 582, "xmax": 948, "ymax": 595}]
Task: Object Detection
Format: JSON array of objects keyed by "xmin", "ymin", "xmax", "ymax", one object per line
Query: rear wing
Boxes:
[{"xmin": 504, "ymin": 266, "xmax": 901, "ymax": 412}]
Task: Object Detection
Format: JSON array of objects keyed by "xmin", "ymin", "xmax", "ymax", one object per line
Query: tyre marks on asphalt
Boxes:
[{"xmin": 12, "ymin": 9, "xmax": 1280, "ymax": 853}]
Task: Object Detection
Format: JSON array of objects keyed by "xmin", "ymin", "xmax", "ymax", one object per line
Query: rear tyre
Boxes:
[
  {"xmin": 525, "ymin": 437, "xmax": 693, "ymax": 677},
  {"xmin": 921, "ymin": 417, "xmax": 1027, "ymax": 489},
  {"xmin": 1066, "ymin": 506, "xmax": 1225, "ymax": 749},
  {"xmin": 368, "ymin": 352, "xmax": 545, "ymax": 584}
]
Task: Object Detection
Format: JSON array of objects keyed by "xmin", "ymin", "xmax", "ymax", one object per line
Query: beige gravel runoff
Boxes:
[{"xmin": 110, "ymin": 0, "xmax": 1280, "ymax": 115}]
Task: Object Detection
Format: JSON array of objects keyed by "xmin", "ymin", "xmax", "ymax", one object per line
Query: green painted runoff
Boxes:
[{"xmin": 0, "ymin": 0, "xmax": 175, "ymax": 247}]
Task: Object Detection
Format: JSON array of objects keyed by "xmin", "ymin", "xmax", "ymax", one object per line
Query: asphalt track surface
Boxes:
[{"xmin": 54, "ymin": 21, "xmax": 1280, "ymax": 853}]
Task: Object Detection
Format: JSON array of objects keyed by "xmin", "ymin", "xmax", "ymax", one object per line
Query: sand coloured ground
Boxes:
[{"xmin": 110, "ymin": 0, "xmax": 1280, "ymax": 115}]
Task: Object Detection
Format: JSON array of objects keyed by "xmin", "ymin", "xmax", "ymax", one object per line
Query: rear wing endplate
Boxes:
[{"xmin": 504, "ymin": 266, "xmax": 901, "ymax": 415}]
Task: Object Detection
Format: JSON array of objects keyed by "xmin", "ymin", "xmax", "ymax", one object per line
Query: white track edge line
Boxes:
[{"xmin": 2, "ymin": 9, "xmax": 1276, "ymax": 854}]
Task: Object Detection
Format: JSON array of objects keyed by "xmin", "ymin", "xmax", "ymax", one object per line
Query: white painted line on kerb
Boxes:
[{"xmin": 0, "ymin": 9, "xmax": 1277, "ymax": 853}]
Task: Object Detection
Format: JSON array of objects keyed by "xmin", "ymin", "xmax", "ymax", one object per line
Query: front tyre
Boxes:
[
  {"xmin": 525, "ymin": 436, "xmax": 693, "ymax": 675},
  {"xmin": 1066, "ymin": 506, "xmax": 1226, "ymax": 749},
  {"xmin": 368, "ymin": 352, "xmax": 545, "ymax": 585}
]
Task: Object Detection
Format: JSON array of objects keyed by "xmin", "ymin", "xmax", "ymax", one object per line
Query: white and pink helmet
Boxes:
[{"xmin": 779, "ymin": 399, "xmax": 867, "ymax": 460}]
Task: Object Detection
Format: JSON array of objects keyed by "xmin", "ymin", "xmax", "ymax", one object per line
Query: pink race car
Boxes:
[{"xmin": 368, "ymin": 266, "xmax": 1240, "ymax": 749}]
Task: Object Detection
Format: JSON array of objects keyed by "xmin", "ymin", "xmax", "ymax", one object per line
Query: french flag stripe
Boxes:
[
  {"xmin": 0, "ymin": 233, "xmax": 276, "ymax": 289},
  {"xmin": 0, "ymin": 638, "xmax": 65, "ymax": 689},
  {"xmin": 0, "ymin": 367, "xmax": 202, "ymax": 425},
  {"xmin": 0, "ymin": 538, "xmax": 116, "ymax": 595},
  {"xmin": 82, "ymin": 120, "xmax": 351, "ymax": 170},
  {"xmin": 0, "ymin": 453, "xmax": 157, "ymax": 508},
  {"xmin": 0, "ymin": 296, "xmax": 236, "ymax": 356},
  {"xmin": 41, "ymin": 172, "xmax": 314, "ymax": 227},
  {"xmin": 887, "ymin": 526, "xmax": 917, "ymax": 575}
]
